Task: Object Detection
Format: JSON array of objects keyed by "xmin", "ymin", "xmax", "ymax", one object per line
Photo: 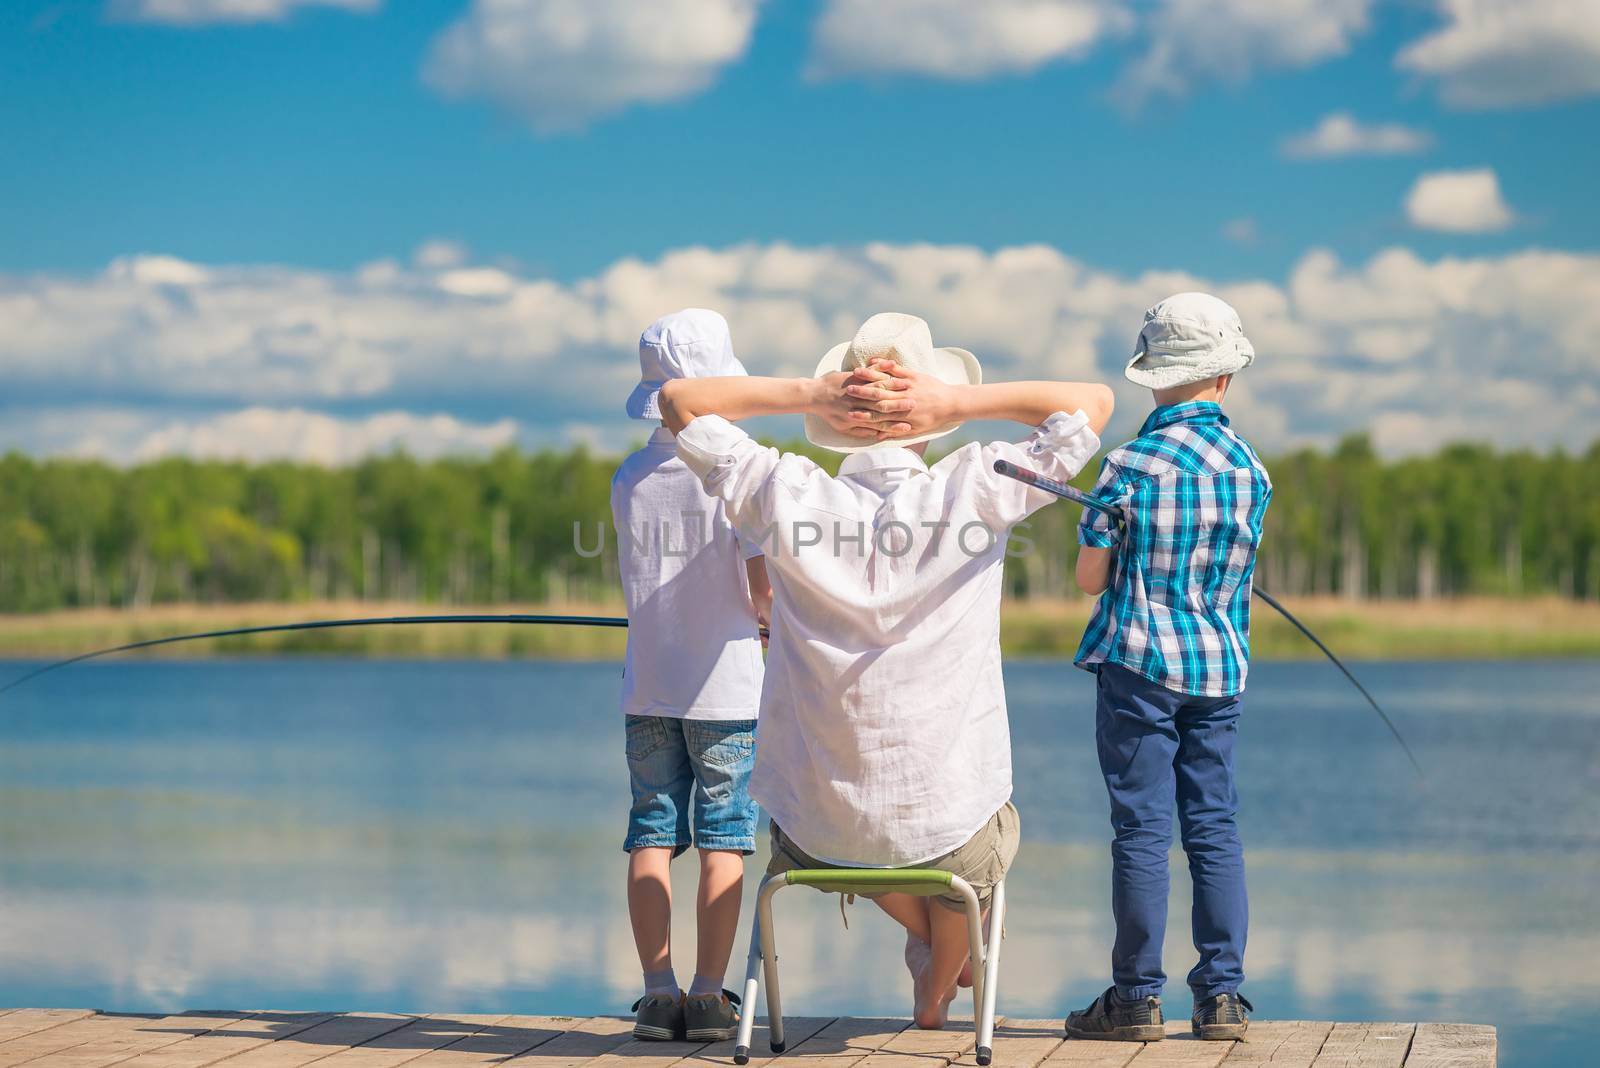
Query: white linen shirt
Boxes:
[
  {"xmin": 612, "ymin": 427, "xmax": 765, "ymax": 721},
  {"xmin": 677, "ymin": 410, "xmax": 1100, "ymax": 866}
]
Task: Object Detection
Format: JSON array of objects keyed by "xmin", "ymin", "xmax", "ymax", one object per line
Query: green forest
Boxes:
[{"xmin": 1, "ymin": 435, "xmax": 1597, "ymax": 613}]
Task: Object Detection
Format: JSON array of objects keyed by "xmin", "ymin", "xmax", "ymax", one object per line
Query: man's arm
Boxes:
[
  {"xmin": 1076, "ymin": 546, "xmax": 1114, "ymax": 595},
  {"xmin": 659, "ymin": 374, "xmax": 877, "ymax": 437},
  {"xmin": 844, "ymin": 360, "xmax": 1114, "ymax": 437}
]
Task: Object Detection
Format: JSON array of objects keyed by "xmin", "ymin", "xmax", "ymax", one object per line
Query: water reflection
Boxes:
[{"xmin": 0, "ymin": 658, "xmax": 1596, "ymax": 1066}]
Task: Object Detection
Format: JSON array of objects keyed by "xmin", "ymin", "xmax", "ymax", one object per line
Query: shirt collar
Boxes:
[
  {"xmin": 1141, "ymin": 401, "xmax": 1228, "ymax": 436},
  {"xmin": 647, "ymin": 426, "xmax": 676, "ymax": 447},
  {"xmin": 838, "ymin": 446, "xmax": 928, "ymax": 478}
]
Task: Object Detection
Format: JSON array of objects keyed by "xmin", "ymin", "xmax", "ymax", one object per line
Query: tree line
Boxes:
[{"xmin": 1, "ymin": 435, "xmax": 1597, "ymax": 613}]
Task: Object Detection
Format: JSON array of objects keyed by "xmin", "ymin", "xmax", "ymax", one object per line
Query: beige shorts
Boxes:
[{"xmin": 766, "ymin": 801, "xmax": 1021, "ymax": 912}]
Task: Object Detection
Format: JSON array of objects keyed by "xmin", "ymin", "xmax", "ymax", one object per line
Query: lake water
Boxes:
[{"xmin": 1, "ymin": 658, "xmax": 1596, "ymax": 1066}]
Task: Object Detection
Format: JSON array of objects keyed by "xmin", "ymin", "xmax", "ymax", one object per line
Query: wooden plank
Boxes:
[
  {"xmin": 576, "ymin": 1014, "xmax": 720, "ymax": 1068},
  {"xmin": 397, "ymin": 1017, "xmax": 577, "ymax": 1068},
  {"xmin": 9, "ymin": 1013, "xmax": 255, "ymax": 1068},
  {"xmin": 0, "ymin": 1013, "xmax": 100, "ymax": 1048},
  {"xmin": 678, "ymin": 1017, "xmax": 835, "ymax": 1067},
  {"xmin": 951, "ymin": 1020, "xmax": 1063, "ymax": 1068},
  {"xmin": 768, "ymin": 1018, "xmax": 911, "ymax": 1068},
  {"xmin": 1307, "ymin": 1024, "xmax": 1413, "ymax": 1068},
  {"xmin": 853, "ymin": 1017, "xmax": 984, "ymax": 1068},
  {"xmin": 1119, "ymin": 1021, "xmax": 1233, "ymax": 1066},
  {"xmin": 0, "ymin": 1014, "xmax": 172, "ymax": 1068},
  {"xmin": 1039, "ymin": 1032, "xmax": 1142, "ymax": 1068},
  {"xmin": 1216, "ymin": 1023, "xmax": 1332, "ymax": 1066},
  {"xmin": 98, "ymin": 1014, "xmax": 341, "ymax": 1068},
  {"xmin": 1401, "ymin": 1025, "xmax": 1494, "ymax": 1068},
  {"xmin": 498, "ymin": 1017, "xmax": 636, "ymax": 1068},
  {"xmin": 208, "ymin": 1015, "xmax": 421, "ymax": 1068},
  {"xmin": 304, "ymin": 1016, "xmax": 511, "ymax": 1068}
]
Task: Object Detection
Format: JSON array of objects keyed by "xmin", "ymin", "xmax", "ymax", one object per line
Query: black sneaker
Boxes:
[
  {"xmin": 1064, "ymin": 986, "xmax": 1164, "ymax": 1042},
  {"xmin": 683, "ymin": 989, "xmax": 741, "ymax": 1042},
  {"xmin": 631, "ymin": 992, "xmax": 684, "ymax": 1041},
  {"xmin": 1191, "ymin": 992, "xmax": 1252, "ymax": 1040}
]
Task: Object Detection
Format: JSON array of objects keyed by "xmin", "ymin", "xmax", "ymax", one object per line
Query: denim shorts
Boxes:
[{"xmin": 623, "ymin": 714, "xmax": 758, "ymax": 856}]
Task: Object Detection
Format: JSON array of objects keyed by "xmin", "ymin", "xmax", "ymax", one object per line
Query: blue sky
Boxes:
[{"xmin": 2, "ymin": 0, "xmax": 1598, "ymax": 461}]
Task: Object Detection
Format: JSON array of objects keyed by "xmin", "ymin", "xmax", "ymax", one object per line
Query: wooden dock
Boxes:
[{"xmin": 0, "ymin": 1010, "xmax": 1495, "ymax": 1068}]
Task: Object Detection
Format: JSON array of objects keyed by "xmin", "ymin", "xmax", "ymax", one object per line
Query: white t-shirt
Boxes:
[
  {"xmin": 677, "ymin": 411, "xmax": 1100, "ymax": 866},
  {"xmin": 612, "ymin": 427, "xmax": 765, "ymax": 721}
]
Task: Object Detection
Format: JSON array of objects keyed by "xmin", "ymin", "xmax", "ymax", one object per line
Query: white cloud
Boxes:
[
  {"xmin": 1397, "ymin": 0, "xmax": 1600, "ymax": 109},
  {"xmin": 3, "ymin": 240, "xmax": 1598, "ymax": 458},
  {"xmin": 423, "ymin": 0, "xmax": 761, "ymax": 133},
  {"xmin": 1281, "ymin": 112, "xmax": 1433, "ymax": 159},
  {"xmin": 1404, "ymin": 168, "xmax": 1516, "ymax": 232},
  {"xmin": 0, "ymin": 407, "xmax": 520, "ymax": 466},
  {"xmin": 107, "ymin": 0, "xmax": 378, "ymax": 25},
  {"xmin": 1114, "ymin": 0, "xmax": 1373, "ymax": 105},
  {"xmin": 412, "ymin": 240, "xmax": 468, "ymax": 270},
  {"xmin": 808, "ymin": 0, "xmax": 1130, "ymax": 80},
  {"xmin": 130, "ymin": 408, "xmax": 519, "ymax": 464}
]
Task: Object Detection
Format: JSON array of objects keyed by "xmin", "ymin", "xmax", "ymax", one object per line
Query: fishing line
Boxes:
[{"xmin": 994, "ymin": 458, "xmax": 1424, "ymax": 778}]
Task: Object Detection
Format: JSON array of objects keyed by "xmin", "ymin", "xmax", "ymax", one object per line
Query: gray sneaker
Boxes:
[
  {"xmin": 631, "ymin": 993, "xmax": 684, "ymax": 1041},
  {"xmin": 1064, "ymin": 986, "xmax": 1165, "ymax": 1042},
  {"xmin": 1192, "ymin": 992, "xmax": 1251, "ymax": 1040},
  {"xmin": 683, "ymin": 990, "xmax": 741, "ymax": 1042}
]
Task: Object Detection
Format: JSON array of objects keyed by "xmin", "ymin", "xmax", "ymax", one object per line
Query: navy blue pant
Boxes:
[{"xmin": 1094, "ymin": 663, "xmax": 1247, "ymax": 1001}]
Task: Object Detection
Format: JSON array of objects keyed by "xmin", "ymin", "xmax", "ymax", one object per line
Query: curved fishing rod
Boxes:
[
  {"xmin": 995, "ymin": 458, "xmax": 1424, "ymax": 778},
  {"xmin": 0, "ymin": 613, "xmax": 628, "ymax": 697}
]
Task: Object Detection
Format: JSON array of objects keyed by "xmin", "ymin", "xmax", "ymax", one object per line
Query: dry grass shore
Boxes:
[{"xmin": 0, "ymin": 596, "xmax": 1597, "ymax": 661}]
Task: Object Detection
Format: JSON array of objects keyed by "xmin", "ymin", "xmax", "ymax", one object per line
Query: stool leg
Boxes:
[
  {"xmin": 974, "ymin": 881, "xmax": 1005, "ymax": 1066},
  {"xmin": 947, "ymin": 877, "xmax": 988, "ymax": 1061},
  {"xmin": 757, "ymin": 877, "xmax": 787, "ymax": 1053},
  {"xmin": 734, "ymin": 886, "xmax": 769, "ymax": 1066}
]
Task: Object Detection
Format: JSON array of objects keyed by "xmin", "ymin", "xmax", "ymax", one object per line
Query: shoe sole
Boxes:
[
  {"xmin": 685, "ymin": 1027, "xmax": 737, "ymax": 1042},
  {"xmin": 1192, "ymin": 1021, "xmax": 1248, "ymax": 1041},
  {"xmin": 633, "ymin": 1025, "xmax": 680, "ymax": 1041},
  {"xmin": 1065, "ymin": 1024, "xmax": 1165, "ymax": 1042}
]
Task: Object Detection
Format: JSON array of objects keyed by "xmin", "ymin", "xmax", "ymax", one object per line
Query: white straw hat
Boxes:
[
  {"xmin": 627, "ymin": 308, "xmax": 747, "ymax": 420},
  {"xmin": 804, "ymin": 312, "xmax": 981, "ymax": 454},
  {"xmin": 1125, "ymin": 292, "xmax": 1255, "ymax": 390}
]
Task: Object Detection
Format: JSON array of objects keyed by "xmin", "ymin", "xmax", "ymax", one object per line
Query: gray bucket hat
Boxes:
[{"xmin": 1125, "ymin": 292, "xmax": 1255, "ymax": 390}]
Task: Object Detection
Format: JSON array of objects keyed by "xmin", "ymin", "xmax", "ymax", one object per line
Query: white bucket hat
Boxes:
[
  {"xmin": 1125, "ymin": 292, "xmax": 1255, "ymax": 390},
  {"xmin": 627, "ymin": 308, "xmax": 748, "ymax": 420},
  {"xmin": 804, "ymin": 312, "xmax": 982, "ymax": 454}
]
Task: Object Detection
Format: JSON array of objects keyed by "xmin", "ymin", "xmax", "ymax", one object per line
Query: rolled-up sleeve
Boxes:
[
  {"xmin": 976, "ymin": 410, "xmax": 1101, "ymax": 529},
  {"xmin": 676, "ymin": 415, "xmax": 790, "ymax": 544},
  {"xmin": 1077, "ymin": 457, "xmax": 1125, "ymax": 549}
]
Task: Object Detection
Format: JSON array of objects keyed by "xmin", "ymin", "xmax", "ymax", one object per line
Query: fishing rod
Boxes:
[
  {"xmin": 994, "ymin": 458, "xmax": 1424, "ymax": 778},
  {"xmin": 0, "ymin": 614, "xmax": 629, "ymax": 697}
]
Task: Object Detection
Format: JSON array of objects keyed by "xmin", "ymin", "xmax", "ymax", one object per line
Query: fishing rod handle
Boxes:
[{"xmin": 992, "ymin": 459, "xmax": 1124, "ymax": 521}]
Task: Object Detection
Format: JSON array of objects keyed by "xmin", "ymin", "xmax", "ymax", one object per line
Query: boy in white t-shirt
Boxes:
[{"xmin": 611, "ymin": 309, "xmax": 771, "ymax": 1043}]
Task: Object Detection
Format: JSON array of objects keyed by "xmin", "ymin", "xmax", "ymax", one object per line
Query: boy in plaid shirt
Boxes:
[{"xmin": 1066, "ymin": 293, "xmax": 1271, "ymax": 1044}]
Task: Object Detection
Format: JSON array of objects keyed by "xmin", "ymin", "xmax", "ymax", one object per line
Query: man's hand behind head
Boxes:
[{"xmin": 844, "ymin": 358, "xmax": 955, "ymax": 440}]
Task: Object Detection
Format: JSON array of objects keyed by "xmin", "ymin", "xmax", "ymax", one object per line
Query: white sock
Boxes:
[
  {"xmin": 688, "ymin": 974, "xmax": 723, "ymax": 998},
  {"xmin": 644, "ymin": 967, "xmax": 679, "ymax": 998}
]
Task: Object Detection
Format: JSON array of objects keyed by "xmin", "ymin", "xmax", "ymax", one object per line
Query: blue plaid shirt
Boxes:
[{"xmin": 1074, "ymin": 402, "xmax": 1272, "ymax": 697}]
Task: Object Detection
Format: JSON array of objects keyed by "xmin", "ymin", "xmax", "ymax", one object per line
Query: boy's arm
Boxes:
[
  {"xmin": 843, "ymin": 360, "xmax": 1113, "ymax": 436},
  {"xmin": 1076, "ymin": 547, "xmax": 1114, "ymax": 595},
  {"xmin": 659, "ymin": 374, "xmax": 881, "ymax": 437},
  {"xmin": 745, "ymin": 556, "xmax": 772, "ymax": 631}
]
